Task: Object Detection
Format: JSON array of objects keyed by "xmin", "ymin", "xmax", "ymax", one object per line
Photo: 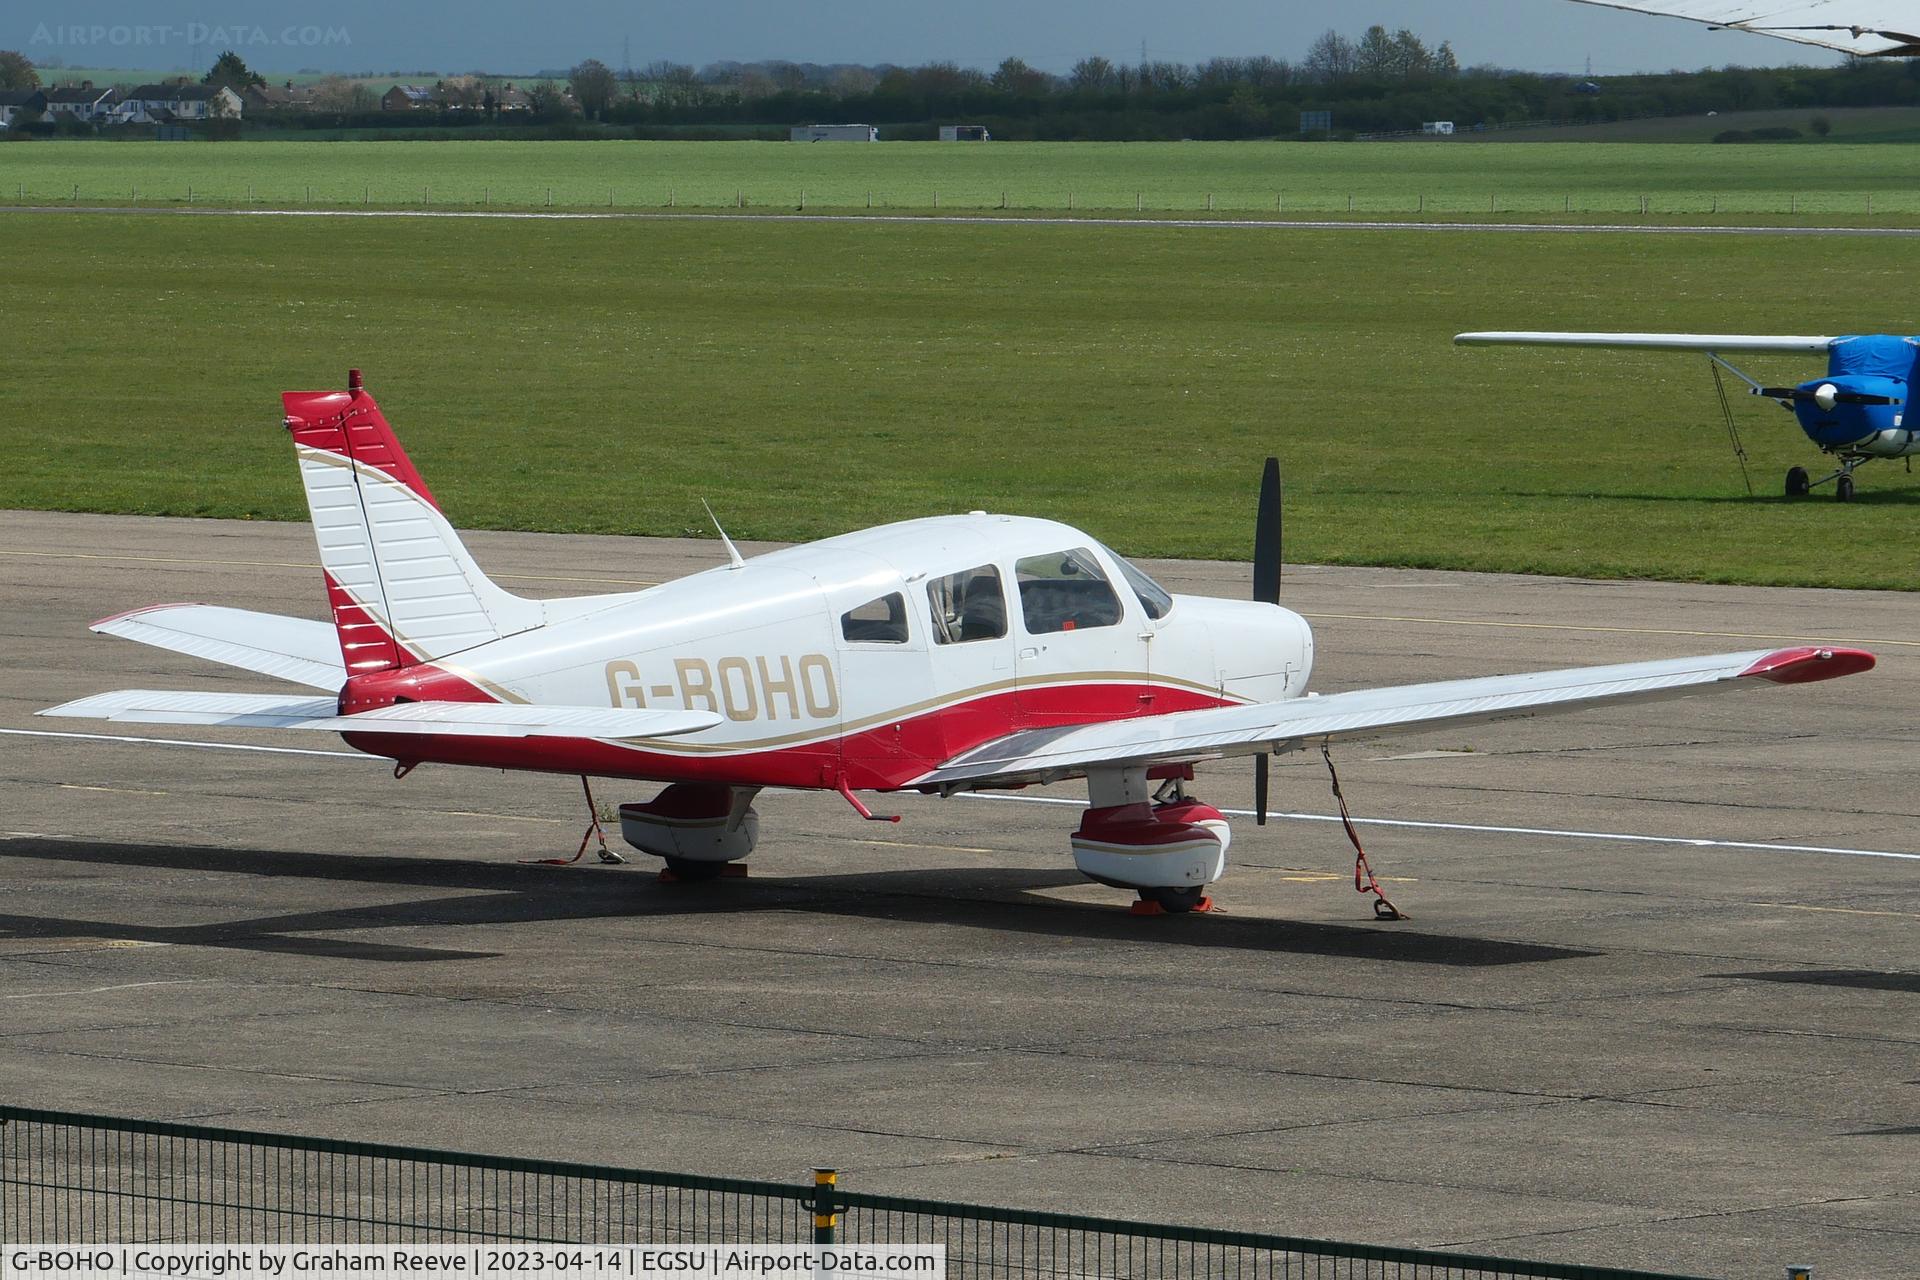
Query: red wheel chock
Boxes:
[{"xmin": 1129, "ymin": 895, "xmax": 1215, "ymax": 917}]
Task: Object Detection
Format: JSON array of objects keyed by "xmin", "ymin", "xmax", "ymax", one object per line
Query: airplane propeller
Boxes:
[
  {"xmin": 1758, "ymin": 383, "xmax": 1900, "ymax": 410},
  {"xmin": 1252, "ymin": 456, "xmax": 1282, "ymax": 826}
]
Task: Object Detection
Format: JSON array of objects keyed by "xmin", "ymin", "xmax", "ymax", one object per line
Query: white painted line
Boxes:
[
  {"xmin": 0, "ymin": 726, "xmax": 364, "ymax": 758},
  {"xmin": 7, "ymin": 205, "xmax": 1918, "ymax": 238},
  {"xmin": 957, "ymin": 792, "xmax": 1920, "ymax": 862},
  {"xmin": 2, "ymin": 980, "xmax": 196, "ymax": 1001},
  {"xmin": 8, "ymin": 725, "xmax": 1913, "ymax": 863}
]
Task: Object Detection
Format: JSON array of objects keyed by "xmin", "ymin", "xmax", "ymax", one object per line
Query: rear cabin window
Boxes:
[
  {"xmin": 1016, "ymin": 548, "xmax": 1123, "ymax": 634},
  {"xmin": 841, "ymin": 592, "xmax": 909, "ymax": 644},
  {"xmin": 926, "ymin": 565, "xmax": 1006, "ymax": 644}
]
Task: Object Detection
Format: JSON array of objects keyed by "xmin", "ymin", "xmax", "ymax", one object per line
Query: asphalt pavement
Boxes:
[{"xmin": 1, "ymin": 509, "xmax": 1914, "ymax": 1278}]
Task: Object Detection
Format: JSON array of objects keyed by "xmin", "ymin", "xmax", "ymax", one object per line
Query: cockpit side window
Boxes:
[
  {"xmin": 1096, "ymin": 541, "xmax": 1174, "ymax": 620},
  {"xmin": 841, "ymin": 592, "xmax": 909, "ymax": 644},
  {"xmin": 926, "ymin": 565, "xmax": 1006, "ymax": 645},
  {"xmin": 1016, "ymin": 547, "xmax": 1123, "ymax": 634}
]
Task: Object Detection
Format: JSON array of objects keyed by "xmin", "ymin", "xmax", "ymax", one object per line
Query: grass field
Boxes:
[
  {"xmin": 2, "ymin": 210, "xmax": 1915, "ymax": 589},
  {"xmin": 6, "ymin": 138, "xmax": 1920, "ymax": 218},
  {"xmin": 1492, "ymin": 105, "xmax": 1920, "ymax": 145}
]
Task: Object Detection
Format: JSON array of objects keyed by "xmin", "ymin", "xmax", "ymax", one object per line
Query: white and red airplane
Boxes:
[{"xmin": 41, "ymin": 372, "xmax": 1876, "ymax": 913}]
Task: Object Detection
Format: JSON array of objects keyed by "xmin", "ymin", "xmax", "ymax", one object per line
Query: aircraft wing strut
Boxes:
[{"xmin": 916, "ymin": 647, "xmax": 1873, "ymax": 790}]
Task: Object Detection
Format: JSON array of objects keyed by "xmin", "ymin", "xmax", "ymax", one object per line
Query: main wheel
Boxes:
[
  {"xmin": 1835, "ymin": 474, "xmax": 1856, "ymax": 502},
  {"xmin": 1785, "ymin": 467, "xmax": 1810, "ymax": 498},
  {"xmin": 1138, "ymin": 886, "xmax": 1207, "ymax": 914}
]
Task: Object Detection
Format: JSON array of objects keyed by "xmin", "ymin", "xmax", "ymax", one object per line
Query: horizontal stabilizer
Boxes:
[
  {"xmin": 918, "ymin": 647, "xmax": 1874, "ymax": 789},
  {"xmin": 1456, "ymin": 332, "xmax": 1836, "ymax": 353},
  {"xmin": 40, "ymin": 690, "xmax": 724, "ymax": 741},
  {"xmin": 92, "ymin": 605, "xmax": 345, "ymax": 690}
]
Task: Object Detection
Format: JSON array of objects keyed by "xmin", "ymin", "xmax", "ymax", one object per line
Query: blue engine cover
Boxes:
[{"xmin": 1793, "ymin": 335, "xmax": 1916, "ymax": 449}]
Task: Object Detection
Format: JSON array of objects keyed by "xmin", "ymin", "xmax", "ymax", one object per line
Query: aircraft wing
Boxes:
[
  {"xmin": 39, "ymin": 690, "xmax": 725, "ymax": 740},
  {"xmin": 1565, "ymin": 1, "xmax": 1920, "ymax": 57},
  {"xmin": 92, "ymin": 604, "xmax": 346, "ymax": 690},
  {"xmin": 915, "ymin": 647, "xmax": 1873, "ymax": 790},
  {"xmin": 1456, "ymin": 332, "xmax": 1836, "ymax": 353}
]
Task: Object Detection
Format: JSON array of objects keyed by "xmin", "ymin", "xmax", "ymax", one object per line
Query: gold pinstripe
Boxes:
[{"xmin": 604, "ymin": 671, "xmax": 1248, "ymax": 755}]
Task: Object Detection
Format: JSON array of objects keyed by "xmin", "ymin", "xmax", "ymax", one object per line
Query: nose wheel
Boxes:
[
  {"xmin": 1134, "ymin": 886, "xmax": 1214, "ymax": 915},
  {"xmin": 1835, "ymin": 474, "xmax": 1856, "ymax": 502}
]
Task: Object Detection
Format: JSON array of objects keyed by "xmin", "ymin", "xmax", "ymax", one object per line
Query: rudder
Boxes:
[{"xmin": 282, "ymin": 369, "xmax": 542, "ymax": 674}]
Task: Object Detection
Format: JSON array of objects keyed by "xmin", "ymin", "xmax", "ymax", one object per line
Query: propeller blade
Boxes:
[
  {"xmin": 1252, "ymin": 457, "xmax": 1281, "ymax": 826},
  {"xmin": 1758, "ymin": 386, "xmax": 1899, "ymax": 407},
  {"xmin": 1253, "ymin": 457, "xmax": 1282, "ymax": 605}
]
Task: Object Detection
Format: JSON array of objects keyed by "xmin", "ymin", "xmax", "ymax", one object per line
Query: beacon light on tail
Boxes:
[{"xmin": 41, "ymin": 371, "xmax": 1876, "ymax": 914}]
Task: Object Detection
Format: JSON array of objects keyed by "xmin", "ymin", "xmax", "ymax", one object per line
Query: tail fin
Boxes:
[{"xmin": 282, "ymin": 370, "xmax": 542, "ymax": 675}]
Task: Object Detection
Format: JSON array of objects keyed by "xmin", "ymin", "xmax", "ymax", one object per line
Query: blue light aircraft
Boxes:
[{"xmin": 1456, "ymin": 332, "xmax": 1919, "ymax": 500}]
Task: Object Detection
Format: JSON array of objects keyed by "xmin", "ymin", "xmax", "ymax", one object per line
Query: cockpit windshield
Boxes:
[{"xmin": 1096, "ymin": 543, "xmax": 1174, "ymax": 620}]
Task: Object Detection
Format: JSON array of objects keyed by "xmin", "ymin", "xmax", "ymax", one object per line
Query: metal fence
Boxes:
[{"xmin": 1, "ymin": 1105, "xmax": 1713, "ymax": 1280}]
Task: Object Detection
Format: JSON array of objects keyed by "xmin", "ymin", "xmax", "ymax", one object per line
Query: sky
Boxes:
[{"xmin": 13, "ymin": 0, "xmax": 1846, "ymax": 77}]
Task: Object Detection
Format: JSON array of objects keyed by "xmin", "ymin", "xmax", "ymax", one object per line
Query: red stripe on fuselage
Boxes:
[{"xmin": 339, "ymin": 681, "xmax": 1234, "ymax": 791}]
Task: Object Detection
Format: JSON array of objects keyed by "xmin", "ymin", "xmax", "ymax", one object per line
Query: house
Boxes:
[
  {"xmin": 115, "ymin": 84, "xmax": 243, "ymax": 124},
  {"xmin": 0, "ymin": 89, "xmax": 48, "ymax": 130},
  {"xmin": 382, "ymin": 85, "xmax": 439, "ymax": 111},
  {"xmin": 43, "ymin": 83, "xmax": 119, "ymax": 121},
  {"xmin": 245, "ymin": 82, "xmax": 318, "ymax": 111},
  {"xmin": 939, "ymin": 124, "xmax": 990, "ymax": 142},
  {"xmin": 789, "ymin": 123, "xmax": 878, "ymax": 142}
]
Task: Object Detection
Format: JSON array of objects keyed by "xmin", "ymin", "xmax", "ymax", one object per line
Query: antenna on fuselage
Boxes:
[{"xmin": 702, "ymin": 500, "xmax": 747, "ymax": 570}]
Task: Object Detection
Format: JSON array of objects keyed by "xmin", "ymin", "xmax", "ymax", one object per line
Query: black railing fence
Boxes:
[{"xmin": 0, "ymin": 1105, "xmax": 1713, "ymax": 1280}]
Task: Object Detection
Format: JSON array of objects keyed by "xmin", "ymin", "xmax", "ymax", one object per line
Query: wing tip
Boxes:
[
  {"xmin": 90, "ymin": 602, "xmax": 207, "ymax": 631},
  {"xmin": 1739, "ymin": 647, "xmax": 1876, "ymax": 685}
]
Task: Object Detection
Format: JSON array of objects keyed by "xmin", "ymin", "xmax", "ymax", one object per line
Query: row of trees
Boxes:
[
  {"xmin": 558, "ymin": 27, "xmax": 1461, "ymax": 120},
  {"xmin": 14, "ymin": 34, "xmax": 1920, "ymax": 141},
  {"xmin": 533, "ymin": 41, "xmax": 1918, "ymax": 139}
]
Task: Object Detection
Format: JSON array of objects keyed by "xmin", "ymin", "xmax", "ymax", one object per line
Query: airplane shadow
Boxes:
[
  {"xmin": 1710, "ymin": 969, "xmax": 1920, "ymax": 994},
  {"xmin": 1490, "ymin": 486, "xmax": 1920, "ymax": 508},
  {"xmin": 0, "ymin": 837, "xmax": 1594, "ymax": 969}
]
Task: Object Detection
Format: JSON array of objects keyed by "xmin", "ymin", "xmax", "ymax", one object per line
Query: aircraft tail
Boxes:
[{"xmin": 282, "ymin": 370, "xmax": 543, "ymax": 675}]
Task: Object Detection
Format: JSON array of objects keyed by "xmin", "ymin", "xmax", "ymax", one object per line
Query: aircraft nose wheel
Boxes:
[
  {"xmin": 1835, "ymin": 474, "xmax": 1856, "ymax": 502},
  {"xmin": 1785, "ymin": 467, "xmax": 1810, "ymax": 498},
  {"xmin": 1135, "ymin": 886, "xmax": 1212, "ymax": 915}
]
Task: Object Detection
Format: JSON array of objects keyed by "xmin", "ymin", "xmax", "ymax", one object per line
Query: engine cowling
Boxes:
[
  {"xmin": 619, "ymin": 783, "xmax": 759, "ymax": 863},
  {"xmin": 1069, "ymin": 799, "xmax": 1230, "ymax": 891}
]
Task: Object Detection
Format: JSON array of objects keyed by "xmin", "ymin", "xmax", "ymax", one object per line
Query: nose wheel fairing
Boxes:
[
  {"xmin": 1068, "ymin": 766, "xmax": 1230, "ymax": 901},
  {"xmin": 1069, "ymin": 800, "xmax": 1230, "ymax": 896}
]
